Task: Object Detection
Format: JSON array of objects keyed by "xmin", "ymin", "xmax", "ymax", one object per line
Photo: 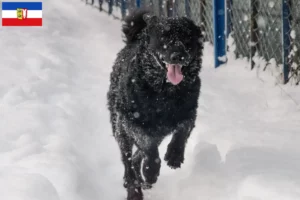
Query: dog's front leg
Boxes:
[
  {"xmin": 164, "ymin": 120, "xmax": 195, "ymax": 169},
  {"xmin": 142, "ymin": 145, "xmax": 161, "ymax": 185},
  {"xmin": 134, "ymin": 134, "xmax": 162, "ymax": 186}
]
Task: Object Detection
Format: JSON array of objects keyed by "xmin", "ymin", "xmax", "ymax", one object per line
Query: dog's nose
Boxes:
[{"xmin": 170, "ymin": 52, "xmax": 184, "ymax": 63}]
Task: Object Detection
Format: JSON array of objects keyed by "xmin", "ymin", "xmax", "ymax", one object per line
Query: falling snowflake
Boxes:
[
  {"xmin": 293, "ymin": 45, "xmax": 298, "ymax": 52},
  {"xmin": 291, "ymin": 30, "xmax": 296, "ymax": 39},
  {"xmin": 257, "ymin": 16, "xmax": 266, "ymax": 29},
  {"xmin": 133, "ymin": 112, "xmax": 140, "ymax": 118},
  {"xmin": 268, "ymin": 1, "xmax": 275, "ymax": 8},
  {"xmin": 249, "ymin": 41, "xmax": 257, "ymax": 47}
]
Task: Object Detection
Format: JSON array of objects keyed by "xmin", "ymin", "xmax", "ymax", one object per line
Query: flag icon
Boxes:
[{"xmin": 2, "ymin": 2, "xmax": 42, "ymax": 26}]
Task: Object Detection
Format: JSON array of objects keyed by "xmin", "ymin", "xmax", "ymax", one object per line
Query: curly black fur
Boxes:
[{"xmin": 107, "ymin": 9, "xmax": 203, "ymax": 200}]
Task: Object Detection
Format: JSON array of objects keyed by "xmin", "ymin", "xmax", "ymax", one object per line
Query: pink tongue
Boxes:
[{"xmin": 166, "ymin": 64, "xmax": 183, "ymax": 85}]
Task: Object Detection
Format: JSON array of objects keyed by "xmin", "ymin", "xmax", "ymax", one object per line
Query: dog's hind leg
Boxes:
[
  {"xmin": 132, "ymin": 149, "xmax": 143, "ymax": 184},
  {"xmin": 115, "ymin": 129, "xmax": 136, "ymax": 188},
  {"xmin": 116, "ymin": 130, "xmax": 144, "ymax": 200},
  {"xmin": 127, "ymin": 150, "xmax": 144, "ymax": 200}
]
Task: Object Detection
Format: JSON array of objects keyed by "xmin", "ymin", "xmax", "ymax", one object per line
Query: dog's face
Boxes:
[{"xmin": 143, "ymin": 15, "xmax": 203, "ymax": 86}]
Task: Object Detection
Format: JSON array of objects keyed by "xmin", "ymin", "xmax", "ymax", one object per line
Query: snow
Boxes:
[
  {"xmin": 134, "ymin": 112, "xmax": 140, "ymax": 118},
  {"xmin": 257, "ymin": 16, "xmax": 266, "ymax": 29},
  {"xmin": 0, "ymin": 0, "xmax": 300, "ymax": 200},
  {"xmin": 268, "ymin": 1, "xmax": 275, "ymax": 8},
  {"xmin": 218, "ymin": 55, "xmax": 227, "ymax": 62},
  {"xmin": 291, "ymin": 30, "xmax": 296, "ymax": 39}
]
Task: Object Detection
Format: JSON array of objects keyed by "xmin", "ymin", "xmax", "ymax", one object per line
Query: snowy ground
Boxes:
[{"xmin": 1, "ymin": 0, "xmax": 300, "ymax": 200}]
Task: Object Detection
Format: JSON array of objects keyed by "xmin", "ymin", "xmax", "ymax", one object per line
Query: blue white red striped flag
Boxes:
[{"xmin": 2, "ymin": 2, "xmax": 43, "ymax": 26}]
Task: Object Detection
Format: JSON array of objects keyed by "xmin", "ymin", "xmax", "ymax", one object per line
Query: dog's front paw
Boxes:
[
  {"xmin": 142, "ymin": 157, "xmax": 161, "ymax": 186},
  {"xmin": 164, "ymin": 146, "xmax": 184, "ymax": 169}
]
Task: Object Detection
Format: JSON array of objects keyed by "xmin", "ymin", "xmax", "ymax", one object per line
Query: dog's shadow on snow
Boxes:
[{"xmin": 146, "ymin": 142, "xmax": 300, "ymax": 200}]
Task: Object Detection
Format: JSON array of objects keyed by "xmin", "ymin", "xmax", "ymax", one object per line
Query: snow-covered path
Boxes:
[
  {"xmin": 0, "ymin": 0, "xmax": 300, "ymax": 200},
  {"xmin": 0, "ymin": 1, "xmax": 125, "ymax": 199}
]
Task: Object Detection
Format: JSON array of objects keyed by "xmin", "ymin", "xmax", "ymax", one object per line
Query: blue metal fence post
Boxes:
[
  {"xmin": 185, "ymin": 0, "xmax": 191, "ymax": 18},
  {"xmin": 136, "ymin": 0, "xmax": 140, "ymax": 8},
  {"xmin": 282, "ymin": 0, "xmax": 291, "ymax": 84},
  {"xmin": 121, "ymin": 0, "xmax": 126, "ymax": 19},
  {"xmin": 108, "ymin": 0, "xmax": 114, "ymax": 14},
  {"xmin": 213, "ymin": 0, "xmax": 227, "ymax": 68}
]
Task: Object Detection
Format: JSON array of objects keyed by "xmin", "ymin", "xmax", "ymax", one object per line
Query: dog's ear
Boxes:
[
  {"xmin": 189, "ymin": 19, "xmax": 203, "ymax": 40},
  {"xmin": 143, "ymin": 14, "xmax": 158, "ymax": 26},
  {"xmin": 196, "ymin": 24, "xmax": 203, "ymax": 38}
]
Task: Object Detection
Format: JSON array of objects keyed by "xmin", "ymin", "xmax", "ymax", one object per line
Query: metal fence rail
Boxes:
[
  {"xmin": 290, "ymin": 0, "xmax": 300, "ymax": 84},
  {"xmin": 84, "ymin": 0, "xmax": 300, "ymax": 85}
]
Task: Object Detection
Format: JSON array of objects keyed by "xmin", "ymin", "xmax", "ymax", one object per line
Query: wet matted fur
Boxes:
[{"xmin": 107, "ymin": 9, "xmax": 203, "ymax": 200}]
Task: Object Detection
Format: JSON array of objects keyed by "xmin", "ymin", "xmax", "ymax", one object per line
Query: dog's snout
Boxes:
[{"xmin": 170, "ymin": 52, "xmax": 184, "ymax": 63}]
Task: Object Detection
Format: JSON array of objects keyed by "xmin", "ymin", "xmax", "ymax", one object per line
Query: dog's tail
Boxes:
[{"xmin": 122, "ymin": 9, "xmax": 151, "ymax": 44}]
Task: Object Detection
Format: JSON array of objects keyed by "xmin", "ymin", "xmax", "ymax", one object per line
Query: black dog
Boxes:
[{"xmin": 107, "ymin": 9, "xmax": 203, "ymax": 200}]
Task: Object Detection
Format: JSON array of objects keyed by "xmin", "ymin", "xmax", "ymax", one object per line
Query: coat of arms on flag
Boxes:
[{"xmin": 2, "ymin": 2, "xmax": 43, "ymax": 26}]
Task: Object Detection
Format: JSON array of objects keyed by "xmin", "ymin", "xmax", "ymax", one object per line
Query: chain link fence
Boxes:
[
  {"xmin": 228, "ymin": 0, "xmax": 300, "ymax": 84},
  {"xmin": 199, "ymin": 0, "xmax": 213, "ymax": 43},
  {"xmin": 229, "ymin": 0, "xmax": 283, "ymax": 68},
  {"xmin": 84, "ymin": 0, "xmax": 300, "ymax": 84}
]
